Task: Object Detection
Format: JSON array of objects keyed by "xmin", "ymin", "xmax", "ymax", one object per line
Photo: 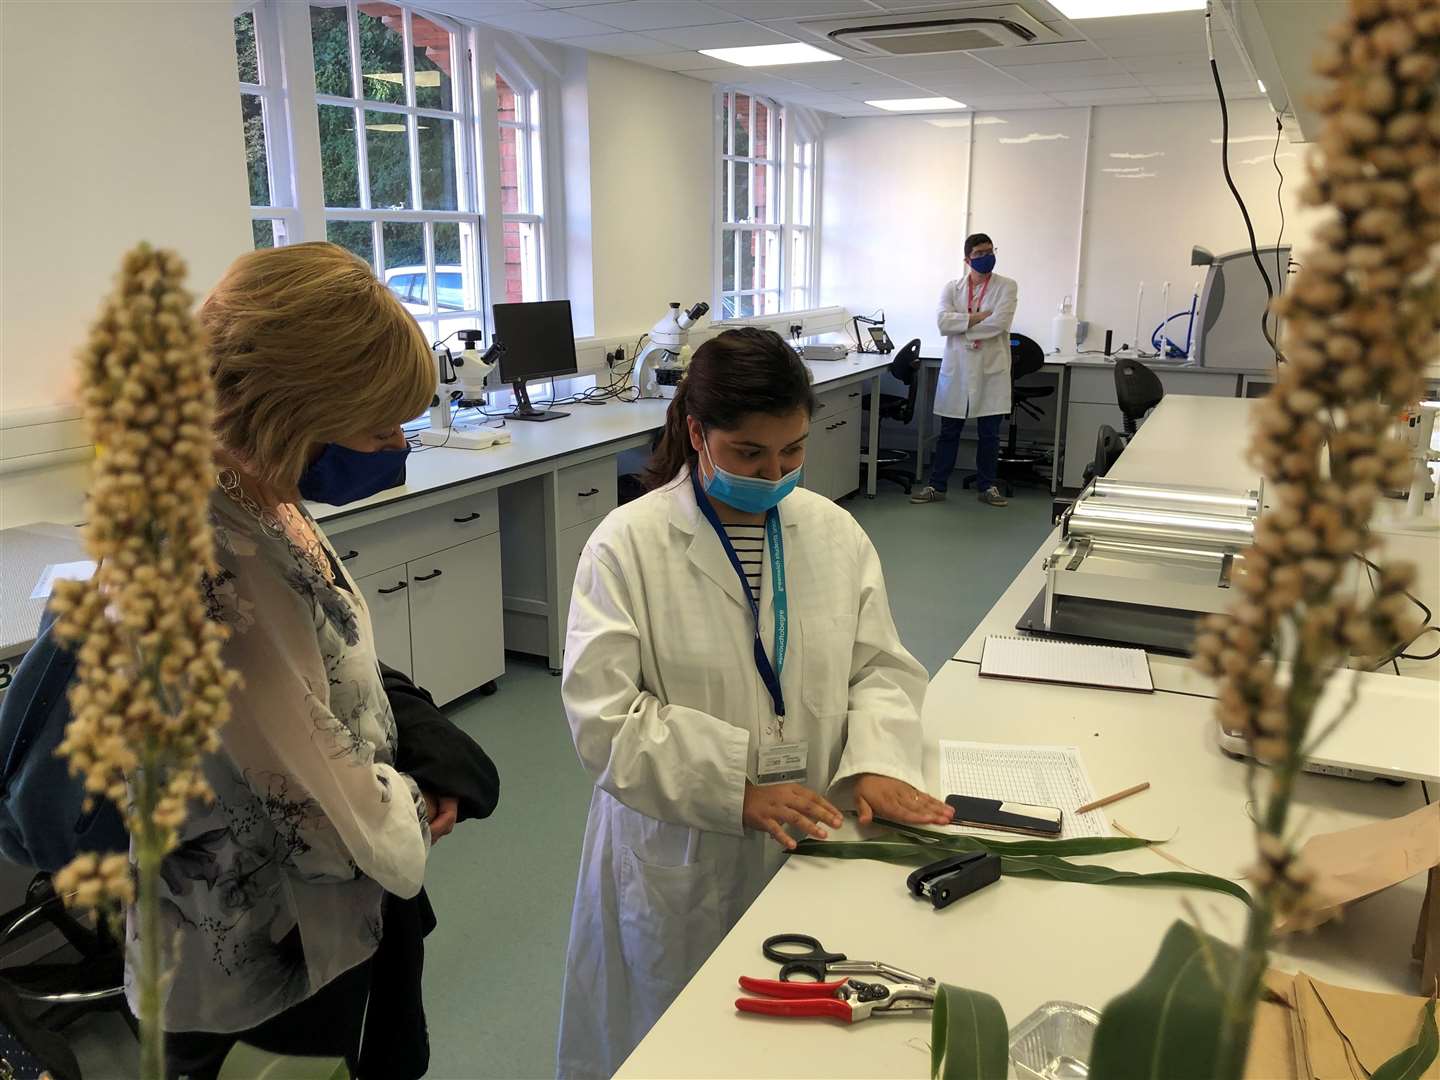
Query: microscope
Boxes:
[
  {"xmin": 418, "ymin": 329, "xmax": 512, "ymax": 449},
  {"xmin": 633, "ymin": 301, "xmax": 709, "ymax": 399}
]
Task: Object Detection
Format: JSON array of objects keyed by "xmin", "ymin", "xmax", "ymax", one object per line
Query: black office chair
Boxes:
[
  {"xmin": 1115, "ymin": 356, "xmax": 1165, "ymax": 436},
  {"xmin": 859, "ymin": 338, "xmax": 924, "ymax": 494},
  {"xmin": 963, "ymin": 333, "xmax": 1054, "ymax": 495},
  {"xmin": 1082, "ymin": 423, "xmax": 1127, "ymax": 484}
]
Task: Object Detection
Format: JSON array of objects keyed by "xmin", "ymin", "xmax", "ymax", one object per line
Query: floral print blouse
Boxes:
[{"xmin": 131, "ymin": 490, "xmax": 431, "ymax": 1034}]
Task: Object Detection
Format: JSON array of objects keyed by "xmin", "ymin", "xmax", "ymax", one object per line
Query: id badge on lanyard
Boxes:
[
  {"xmin": 967, "ymin": 276, "xmax": 991, "ymax": 351},
  {"xmin": 689, "ymin": 470, "xmax": 810, "ymax": 785}
]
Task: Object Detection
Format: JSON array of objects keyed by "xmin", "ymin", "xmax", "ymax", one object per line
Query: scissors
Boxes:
[
  {"xmin": 762, "ymin": 933, "xmax": 934, "ymax": 987},
  {"xmin": 736, "ymin": 975, "xmax": 935, "ymax": 1024}
]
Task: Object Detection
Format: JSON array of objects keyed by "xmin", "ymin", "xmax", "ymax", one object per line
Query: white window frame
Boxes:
[
  {"xmin": 242, "ymin": 2, "xmax": 558, "ymax": 341},
  {"xmin": 713, "ymin": 90, "xmax": 822, "ymax": 319},
  {"xmin": 495, "ymin": 56, "xmax": 547, "ymax": 302},
  {"xmin": 235, "ymin": 2, "xmax": 298, "ymax": 247}
]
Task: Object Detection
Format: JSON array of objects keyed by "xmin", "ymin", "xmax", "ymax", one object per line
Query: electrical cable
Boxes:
[
  {"xmin": 1271, "ymin": 110, "xmax": 1287, "ymax": 311},
  {"xmin": 1355, "ymin": 552, "xmax": 1440, "ymax": 666},
  {"xmin": 1205, "ymin": 4, "xmax": 1284, "ymax": 366}
]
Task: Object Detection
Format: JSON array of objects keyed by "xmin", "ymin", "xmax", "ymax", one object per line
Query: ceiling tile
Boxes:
[
  {"xmin": 853, "ymin": 53, "xmax": 1009, "ymax": 78},
  {"xmin": 629, "ymin": 51, "xmax": 735, "ymax": 70},
  {"xmin": 1076, "ymin": 11, "xmax": 1207, "ymax": 40},
  {"xmin": 1013, "ymin": 73, "xmax": 1140, "ymax": 90},
  {"xmin": 1014, "ymin": 58, "xmax": 1127, "ymax": 78},
  {"xmin": 778, "ymin": 64, "xmax": 914, "ymax": 89},
  {"xmin": 1119, "ymin": 53, "xmax": 1209, "ymax": 74},
  {"xmin": 481, "ymin": 7, "xmax": 616, "ymax": 36},
  {"xmin": 1097, "ymin": 33, "xmax": 1206, "ymax": 58},
  {"xmin": 561, "ymin": 31, "xmax": 678, "ymax": 53},
  {"xmin": 648, "ymin": 21, "xmax": 793, "ymax": 47},
  {"xmin": 1052, "ymin": 87, "xmax": 1155, "ymax": 104},
  {"xmin": 535, "ymin": 0, "xmax": 622, "ymax": 7},
  {"xmin": 416, "ymin": 0, "xmax": 543, "ymax": 17},
  {"xmin": 580, "ymin": 1, "xmax": 738, "ymax": 30},
  {"xmin": 707, "ymin": 0, "xmax": 880, "ymax": 16},
  {"xmin": 982, "ymin": 40, "xmax": 1106, "ymax": 65},
  {"xmin": 964, "ymin": 93, "xmax": 1062, "ymax": 107}
]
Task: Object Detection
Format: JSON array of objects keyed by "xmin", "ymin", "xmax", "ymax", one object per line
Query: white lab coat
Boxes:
[
  {"xmin": 934, "ymin": 273, "xmax": 1019, "ymax": 419},
  {"xmin": 555, "ymin": 475, "xmax": 928, "ymax": 1080}
]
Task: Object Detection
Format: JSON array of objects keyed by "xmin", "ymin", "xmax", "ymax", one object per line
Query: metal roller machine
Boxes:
[{"xmin": 1019, "ymin": 478, "xmax": 1262, "ymax": 653}]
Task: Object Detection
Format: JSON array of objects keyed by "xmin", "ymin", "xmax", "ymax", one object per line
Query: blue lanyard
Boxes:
[{"xmin": 690, "ymin": 469, "xmax": 787, "ymax": 717}]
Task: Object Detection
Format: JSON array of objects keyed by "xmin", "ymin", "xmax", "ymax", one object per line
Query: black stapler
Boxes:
[{"xmin": 906, "ymin": 852, "xmax": 1001, "ymax": 910}]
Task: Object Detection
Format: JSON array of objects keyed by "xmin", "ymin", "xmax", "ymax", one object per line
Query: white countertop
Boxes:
[{"xmin": 617, "ymin": 661, "xmax": 1424, "ymax": 1079}]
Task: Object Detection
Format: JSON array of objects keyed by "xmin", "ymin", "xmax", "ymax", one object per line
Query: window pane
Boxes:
[
  {"xmin": 234, "ymin": 11, "xmax": 259, "ymax": 84},
  {"xmin": 365, "ymin": 110, "xmax": 412, "ymax": 208},
  {"xmin": 754, "ymin": 100, "xmax": 769, "ymax": 160},
  {"xmin": 252, "ymin": 220, "xmax": 275, "ymax": 249},
  {"xmin": 310, "ymin": 3, "xmax": 353, "ymax": 97},
  {"xmin": 498, "ymin": 123, "xmax": 520, "ymax": 214},
  {"xmin": 419, "ymin": 118, "xmax": 459, "ymax": 211},
  {"xmin": 411, "ymin": 14, "xmax": 454, "ymax": 110},
  {"xmin": 357, "ymin": 4, "xmax": 407, "ymax": 104},
  {"xmin": 497, "ymin": 73, "xmax": 517, "ymax": 122},
  {"xmin": 739, "ymin": 294, "xmax": 756, "ymax": 317},
  {"xmin": 747, "ymin": 230, "xmax": 780, "ymax": 293},
  {"xmin": 382, "ymin": 222, "xmax": 425, "ymax": 310},
  {"xmin": 733, "ymin": 94, "xmax": 750, "ymax": 157},
  {"xmin": 318, "ymin": 104, "xmax": 360, "ymax": 207},
  {"xmin": 722, "ymin": 160, "xmax": 732, "ymax": 224},
  {"xmin": 735, "ymin": 162, "xmax": 750, "ymax": 223},
  {"xmin": 791, "ymin": 229, "xmax": 809, "ymax": 291},
  {"xmin": 722, "ymin": 228, "xmax": 737, "ymax": 293},
  {"xmin": 761, "ymin": 292, "xmax": 781, "ymax": 316},
  {"xmin": 432, "ymin": 222, "xmax": 477, "ymax": 311},
  {"xmin": 721, "ymin": 93, "xmax": 730, "ymax": 154},
  {"xmin": 754, "ymin": 163, "xmax": 775, "ymax": 225},
  {"xmin": 241, "ymin": 94, "xmax": 270, "ymax": 206},
  {"xmin": 327, "ymin": 219, "xmax": 373, "ymax": 266},
  {"xmin": 502, "ymin": 219, "xmax": 541, "ymax": 303}
]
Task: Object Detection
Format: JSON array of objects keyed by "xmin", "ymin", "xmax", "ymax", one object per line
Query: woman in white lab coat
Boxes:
[
  {"xmin": 555, "ymin": 328, "xmax": 953, "ymax": 1079},
  {"xmin": 911, "ymin": 233, "xmax": 1019, "ymax": 507}
]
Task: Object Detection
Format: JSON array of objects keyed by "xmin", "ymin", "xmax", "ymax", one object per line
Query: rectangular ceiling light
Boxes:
[
  {"xmin": 698, "ymin": 43, "xmax": 840, "ymax": 66},
  {"xmin": 865, "ymin": 96, "xmax": 966, "ymax": 112},
  {"xmin": 1049, "ymin": 0, "xmax": 1205, "ymax": 17}
]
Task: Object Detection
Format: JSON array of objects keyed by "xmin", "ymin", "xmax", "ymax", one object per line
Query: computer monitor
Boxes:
[{"xmin": 492, "ymin": 299, "xmax": 578, "ymax": 422}]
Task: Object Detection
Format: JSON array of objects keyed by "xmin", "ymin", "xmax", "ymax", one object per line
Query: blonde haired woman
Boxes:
[{"xmin": 158, "ymin": 243, "xmax": 498, "ymax": 1079}]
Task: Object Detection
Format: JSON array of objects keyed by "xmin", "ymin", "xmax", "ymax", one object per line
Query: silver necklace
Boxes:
[{"xmin": 216, "ymin": 468, "xmax": 332, "ymax": 581}]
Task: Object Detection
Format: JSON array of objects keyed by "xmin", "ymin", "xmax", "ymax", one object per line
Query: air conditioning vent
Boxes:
[{"xmin": 801, "ymin": 4, "xmax": 1062, "ymax": 57}]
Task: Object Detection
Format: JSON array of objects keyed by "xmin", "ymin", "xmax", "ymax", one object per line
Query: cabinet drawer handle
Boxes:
[
  {"xmin": 848, "ymin": 391, "xmax": 860, "ymax": 398},
  {"xmin": 340, "ymin": 550, "xmax": 359, "ymax": 562},
  {"xmin": 578, "ymin": 487, "xmax": 600, "ymax": 497},
  {"xmin": 378, "ymin": 581, "xmax": 408, "ymax": 594},
  {"xmin": 453, "ymin": 511, "xmax": 481, "ymax": 523},
  {"xmin": 835, "ymin": 420, "xmax": 847, "ymax": 428},
  {"xmin": 413, "ymin": 569, "xmax": 443, "ymax": 582}
]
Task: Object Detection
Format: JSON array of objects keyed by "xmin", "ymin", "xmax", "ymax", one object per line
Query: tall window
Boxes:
[
  {"xmin": 716, "ymin": 92, "xmax": 820, "ymax": 318},
  {"xmin": 306, "ymin": 1, "xmax": 484, "ymax": 346},
  {"xmin": 234, "ymin": 7, "xmax": 294, "ymax": 248},
  {"xmin": 719, "ymin": 92, "xmax": 782, "ymax": 318},
  {"xmin": 496, "ymin": 71, "xmax": 544, "ymax": 303}
]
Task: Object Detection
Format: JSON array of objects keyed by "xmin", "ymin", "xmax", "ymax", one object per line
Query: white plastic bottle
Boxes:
[{"xmin": 1050, "ymin": 296, "xmax": 1078, "ymax": 355}]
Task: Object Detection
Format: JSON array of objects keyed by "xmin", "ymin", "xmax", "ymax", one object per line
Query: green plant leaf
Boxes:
[
  {"xmin": 791, "ymin": 836, "xmax": 1252, "ymax": 906},
  {"xmin": 1089, "ymin": 920, "xmax": 1239, "ymax": 1080},
  {"xmin": 930, "ymin": 983, "xmax": 1010, "ymax": 1080},
  {"xmin": 1371, "ymin": 997, "xmax": 1439, "ymax": 1080},
  {"xmin": 881, "ymin": 819, "xmax": 1159, "ymax": 857},
  {"xmin": 217, "ymin": 1043, "xmax": 349, "ymax": 1080},
  {"xmin": 997, "ymin": 854, "xmax": 1254, "ymax": 907}
]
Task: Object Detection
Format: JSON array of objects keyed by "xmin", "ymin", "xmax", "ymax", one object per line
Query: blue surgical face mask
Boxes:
[
  {"xmin": 700, "ymin": 438, "xmax": 801, "ymax": 515},
  {"xmin": 969, "ymin": 252, "xmax": 997, "ymax": 275},
  {"xmin": 298, "ymin": 443, "xmax": 409, "ymax": 505}
]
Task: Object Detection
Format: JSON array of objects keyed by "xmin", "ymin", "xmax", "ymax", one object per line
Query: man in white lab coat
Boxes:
[
  {"xmin": 554, "ymin": 329, "xmax": 953, "ymax": 1080},
  {"xmin": 911, "ymin": 233, "xmax": 1019, "ymax": 507}
]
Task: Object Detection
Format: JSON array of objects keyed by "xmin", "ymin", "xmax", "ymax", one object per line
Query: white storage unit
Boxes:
[
  {"xmin": 501, "ymin": 453, "xmax": 620, "ymax": 672},
  {"xmin": 1061, "ymin": 364, "xmax": 1240, "ymax": 489},
  {"xmin": 341, "ymin": 490, "xmax": 503, "ymax": 705},
  {"xmin": 805, "ymin": 384, "xmax": 865, "ymax": 501}
]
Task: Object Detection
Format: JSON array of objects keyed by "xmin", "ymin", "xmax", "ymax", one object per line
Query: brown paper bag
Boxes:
[{"xmin": 1417, "ymin": 864, "xmax": 1440, "ymax": 995}]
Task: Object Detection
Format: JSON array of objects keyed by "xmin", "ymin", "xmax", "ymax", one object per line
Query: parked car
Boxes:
[{"xmin": 384, "ymin": 265, "xmax": 466, "ymax": 315}]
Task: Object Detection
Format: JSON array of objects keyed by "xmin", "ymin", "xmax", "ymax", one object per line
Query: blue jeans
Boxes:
[{"xmin": 928, "ymin": 414, "xmax": 1002, "ymax": 493}]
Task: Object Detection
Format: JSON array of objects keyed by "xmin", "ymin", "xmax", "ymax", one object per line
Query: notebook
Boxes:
[{"xmin": 979, "ymin": 634, "xmax": 1154, "ymax": 693}]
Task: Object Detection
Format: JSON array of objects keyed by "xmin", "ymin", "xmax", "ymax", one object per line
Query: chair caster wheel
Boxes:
[{"xmin": 479, "ymin": 681, "xmax": 498, "ymax": 696}]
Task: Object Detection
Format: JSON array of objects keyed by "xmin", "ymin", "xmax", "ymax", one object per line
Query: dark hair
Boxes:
[
  {"xmin": 964, "ymin": 232, "xmax": 993, "ymax": 257},
  {"xmin": 644, "ymin": 327, "xmax": 816, "ymax": 489}
]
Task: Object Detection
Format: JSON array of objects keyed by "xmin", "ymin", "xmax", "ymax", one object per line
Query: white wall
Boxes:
[
  {"xmin": 1, "ymin": 2, "xmax": 252, "ymax": 413},
  {"xmin": 820, "ymin": 99, "xmax": 1311, "ymax": 357},
  {"xmin": 819, "ymin": 116, "xmax": 971, "ymax": 358},
  {"xmin": 581, "ymin": 54, "xmax": 714, "ymax": 340}
]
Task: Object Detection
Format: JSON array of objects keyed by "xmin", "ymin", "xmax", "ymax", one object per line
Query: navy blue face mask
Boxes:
[{"xmin": 298, "ymin": 443, "xmax": 409, "ymax": 505}]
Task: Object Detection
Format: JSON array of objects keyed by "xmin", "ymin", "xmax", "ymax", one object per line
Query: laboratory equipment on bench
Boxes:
[
  {"xmin": 907, "ymin": 851, "xmax": 1002, "ymax": 910},
  {"xmin": 419, "ymin": 330, "xmax": 510, "ymax": 449},
  {"xmin": 493, "ymin": 299, "xmax": 579, "ymax": 422},
  {"xmin": 800, "ymin": 342, "xmax": 849, "ymax": 361},
  {"xmin": 852, "ymin": 312, "xmax": 894, "ymax": 354},
  {"xmin": 633, "ymin": 301, "xmax": 709, "ymax": 399},
  {"xmin": 1049, "ymin": 296, "xmax": 1078, "ymax": 355},
  {"xmin": 1190, "ymin": 245, "xmax": 1291, "ymax": 371},
  {"xmin": 1018, "ymin": 478, "xmax": 1261, "ymax": 654},
  {"xmin": 1383, "ymin": 401, "xmax": 1440, "ymax": 527}
]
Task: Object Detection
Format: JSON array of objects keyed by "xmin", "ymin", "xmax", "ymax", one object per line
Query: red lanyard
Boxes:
[{"xmin": 966, "ymin": 274, "xmax": 992, "ymax": 314}]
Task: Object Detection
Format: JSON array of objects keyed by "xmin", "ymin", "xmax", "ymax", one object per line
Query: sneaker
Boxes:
[
  {"xmin": 910, "ymin": 485, "xmax": 946, "ymax": 504},
  {"xmin": 977, "ymin": 486, "xmax": 1009, "ymax": 507}
]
